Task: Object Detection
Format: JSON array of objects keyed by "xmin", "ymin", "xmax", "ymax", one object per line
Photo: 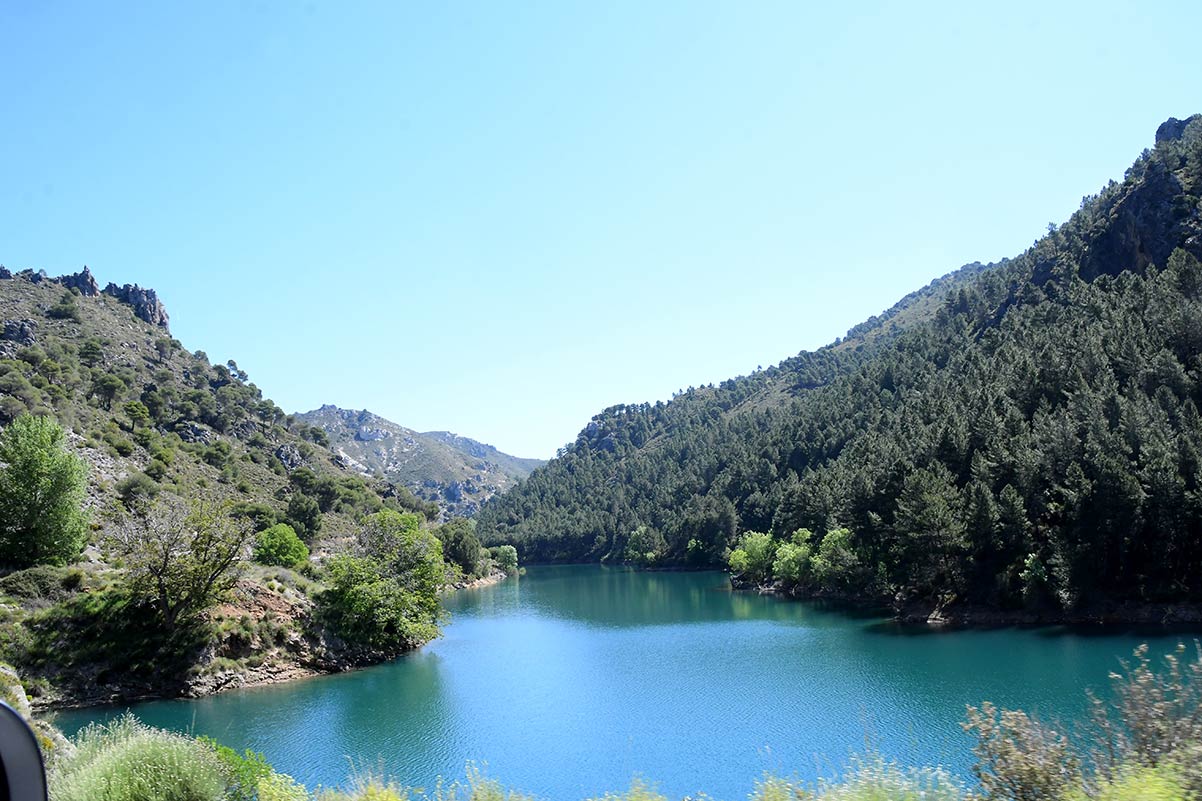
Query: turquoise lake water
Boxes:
[{"xmin": 52, "ymin": 565, "xmax": 1202, "ymax": 799}]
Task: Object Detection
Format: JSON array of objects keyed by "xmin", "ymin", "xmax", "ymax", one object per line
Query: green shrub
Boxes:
[
  {"xmin": 116, "ymin": 471, "xmax": 160, "ymax": 508},
  {"xmin": 198, "ymin": 737, "xmax": 276, "ymax": 801},
  {"xmin": 488, "ymin": 545, "xmax": 519, "ymax": 575},
  {"xmin": 0, "ymin": 414, "xmax": 89, "ymax": 567},
  {"xmin": 320, "ymin": 511, "xmax": 444, "ymax": 651},
  {"xmin": 963, "ymin": 701, "xmax": 1078, "ymax": 801},
  {"xmin": 623, "ymin": 525, "xmax": 666, "ymax": 566},
  {"xmin": 772, "ymin": 537, "xmax": 813, "ymax": 588},
  {"xmin": 750, "ymin": 756, "xmax": 966, "ymax": 801},
  {"xmin": 45, "ymin": 293, "xmax": 82, "ymax": 322},
  {"xmin": 144, "ymin": 458, "xmax": 169, "ymax": 481},
  {"xmin": 728, "ymin": 531, "xmax": 776, "ymax": 584},
  {"xmin": 1089, "ymin": 643, "xmax": 1202, "ymax": 772},
  {"xmin": 284, "ymin": 493, "xmax": 323, "ymax": 541},
  {"xmin": 1065, "ymin": 762, "xmax": 1189, "ymax": 801},
  {"xmin": 0, "ymin": 565, "xmax": 78, "ymax": 604},
  {"xmin": 255, "ymin": 524, "xmax": 309, "ymax": 569},
  {"xmin": 317, "ymin": 772, "xmax": 410, "ymax": 801},
  {"xmin": 810, "ymin": 528, "xmax": 861, "ymax": 592},
  {"xmin": 586, "ymin": 777, "xmax": 667, "ymax": 801},
  {"xmin": 50, "ymin": 715, "xmax": 226, "ymax": 801},
  {"xmin": 258, "ymin": 771, "xmax": 310, "ymax": 801},
  {"xmin": 102, "ymin": 429, "xmax": 135, "ymax": 456},
  {"xmin": 437, "ymin": 518, "xmax": 483, "ymax": 578},
  {"xmin": 814, "ymin": 756, "xmax": 966, "ymax": 801}
]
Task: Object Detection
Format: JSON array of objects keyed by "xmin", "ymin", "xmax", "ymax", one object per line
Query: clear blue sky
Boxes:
[{"xmin": 2, "ymin": 1, "xmax": 1200, "ymax": 458}]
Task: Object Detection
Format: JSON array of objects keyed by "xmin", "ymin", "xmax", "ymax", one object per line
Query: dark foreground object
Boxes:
[{"xmin": 0, "ymin": 701, "xmax": 48, "ymax": 801}]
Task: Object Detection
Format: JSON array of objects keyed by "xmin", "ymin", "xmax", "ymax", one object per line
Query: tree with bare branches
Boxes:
[{"xmin": 107, "ymin": 497, "xmax": 253, "ymax": 630}]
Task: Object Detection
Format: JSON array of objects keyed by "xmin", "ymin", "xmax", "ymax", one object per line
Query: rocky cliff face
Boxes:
[
  {"xmin": 101, "ymin": 281, "xmax": 170, "ymax": 329},
  {"xmin": 0, "ymin": 266, "xmax": 171, "ymax": 330}
]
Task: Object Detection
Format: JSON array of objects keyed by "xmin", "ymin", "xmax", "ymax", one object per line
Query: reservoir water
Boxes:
[{"xmin": 52, "ymin": 565, "xmax": 1201, "ymax": 799}]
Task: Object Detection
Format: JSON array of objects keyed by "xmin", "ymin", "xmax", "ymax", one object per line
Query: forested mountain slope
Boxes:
[
  {"xmin": 477, "ymin": 115, "xmax": 1202, "ymax": 615},
  {"xmin": 297, "ymin": 405, "xmax": 543, "ymax": 519}
]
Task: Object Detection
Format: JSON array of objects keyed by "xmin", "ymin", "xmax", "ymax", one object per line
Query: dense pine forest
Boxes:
[{"xmin": 477, "ymin": 115, "xmax": 1202, "ymax": 615}]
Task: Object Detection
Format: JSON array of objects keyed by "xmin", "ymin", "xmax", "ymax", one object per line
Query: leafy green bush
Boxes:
[
  {"xmin": 489, "ymin": 545, "xmax": 519, "ymax": 575},
  {"xmin": 198, "ymin": 737, "xmax": 271, "ymax": 801},
  {"xmin": 814, "ymin": 755, "xmax": 966, "ymax": 801},
  {"xmin": 623, "ymin": 525, "xmax": 666, "ymax": 566},
  {"xmin": 320, "ymin": 510, "xmax": 443, "ymax": 651},
  {"xmin": 0, "ymin": 565, "xmax": 79, "ymax": 604},
  {"xmin": 1089, "ymin": 643, "xmax": 1202, "ymax": 772},
  {"xmin": 963, "ymin": 701, "xmax": 1078, "ymax": 801},
  {"xmin": 255, "ymin": 524, "xmax": 309, "ymax": 569},
  {"xmin": 437, "ymin": 518, "xmax": 483, "ymax": 578},
  {"xmin": 116, "ymin": 471, "xmax": 161, "ymax": 508},
  {"xmin": 728, "ymin": 531, "xmax": 776, "ymax": 584},
  {"xmin": 772, "ymin": 531, "xmax": 814, "ymax": 588},
  {"xmin": 50, "ymin": 715, "xmax": 226, "ymax": 801},
  {"xmin": 586, "ymin": 778, "xmax": 667, "ymax": 801},
  {"xmin": 285, "ymin": 493, "xmax": 323, "ymax": 541},
  {"xmin": 45, "ymin": 293, "xmax": 82, "ymax": 322},
  {"xmin": 1065, "ymin": 763, "xmax": 1189, "ymax": 801},
  {"xmin": 258, "ymin": 770, "xmax": 311, "ymax": 801},
  {"xmin": 810, "ymin": 528, "xmax": 860, "ymax": 592},
  {"xmin": 751, "ymin": 756, "xmax": 966, "ymax": 801}
]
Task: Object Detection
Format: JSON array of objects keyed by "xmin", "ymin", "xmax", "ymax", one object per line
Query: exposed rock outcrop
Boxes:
[
  {"xmin": 274, "ymin": 442, "xmax": 307, "ymax": 471},
  {"xmin": 1155, "ymin": 115, "xmax": 1201, "ymax": 144},
  {"xmin": 102, "ymin": 282, "xmax": 170, "ymax": 329},
  {"xmin": 57, "ymin": 266, "xmax": 100, "ymax": 296},
  {"xmin": 1, "ymin": 320, "xmax": 37, "ymax": 346}
]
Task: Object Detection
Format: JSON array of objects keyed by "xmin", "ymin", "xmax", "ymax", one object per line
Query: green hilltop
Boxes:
[{"xmin": 477, "ymin": 115, "xmax": 1202, "ymax": 622}]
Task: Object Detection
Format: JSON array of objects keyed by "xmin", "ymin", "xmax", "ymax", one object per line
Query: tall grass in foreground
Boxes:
[{"xmin": 49, "ymin": 714, "xmax": 226, "ymax": 801}]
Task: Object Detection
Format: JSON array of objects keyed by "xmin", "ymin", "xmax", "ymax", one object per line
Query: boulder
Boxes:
[
  {"xmin": 274, "ymin": 442, "xmax": 306, "ymax": 471},
  {"xmin": 177, "ymin": 421, "xmax": 216, "ymax": 445}
]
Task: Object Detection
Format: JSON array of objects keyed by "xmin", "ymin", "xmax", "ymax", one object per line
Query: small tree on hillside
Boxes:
[
  {"xmin": 0, "ymin": 414, "xmax": 89, "ymax": 567},
  {"xmin": 320, "ymin": 509, "xmax": 445, "ymax": 650},
  {"xmin": 727, "ymin": 531, "xmax": 776, "ymax": 584},
  {"xmin": 107, "ymin": 497, "xmax": 253, "ymax": 630},
  {"xmin": 284, "ymin": 493, "xmax": 322, "ymax": 541},
  {"xmin": 437, "ymin": 517, "xmax": 483, "ymax": 578},
  {"xmin": 254, "ymin": 523, "xmax": 309, "ymax": 569}
]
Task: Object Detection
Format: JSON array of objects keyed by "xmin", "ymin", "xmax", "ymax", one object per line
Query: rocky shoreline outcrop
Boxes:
[
  {"xmin": 729, "ymin": 574, "xmax": 1202, "ymax": 627},
  {"xmin": 30, "ymin": 572, "xmax": 513, "ymax": 714}
]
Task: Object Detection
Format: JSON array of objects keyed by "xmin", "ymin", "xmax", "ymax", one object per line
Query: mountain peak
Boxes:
[{"xmin": 1155, "ymin": 114, "xmax": 1201, "ymax": 144}]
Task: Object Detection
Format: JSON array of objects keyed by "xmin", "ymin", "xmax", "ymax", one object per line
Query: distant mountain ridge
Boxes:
[{"xmin": 297, "ymin": 405, "xmax": 543, "ymax": 518}]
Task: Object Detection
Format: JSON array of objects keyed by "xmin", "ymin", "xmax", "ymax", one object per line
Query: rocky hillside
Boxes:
[
  {"xmin": 0, "ymin": 266, "xmax": 437, "ymax": 535},
  {"xmin": 0, "ymin": 267, "xmax": 457, "ymax": 706},
  {"xmin": 298, "ymin": 405, "xmax": 543, "ymax": 519}
]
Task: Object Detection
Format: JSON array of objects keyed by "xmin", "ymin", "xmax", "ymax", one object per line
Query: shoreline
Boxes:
[
  {"xmin": 729, "ymin": 576, "xmax": 1202, "ymax": 629},
  {"xmin": 34, "ymin": 571, "xmax": 513, "ymax": 716}
]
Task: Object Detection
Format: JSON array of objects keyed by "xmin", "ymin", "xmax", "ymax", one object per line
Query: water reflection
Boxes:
[{"xmin": 51, "ymin": 565, "xmax": 1202, "ymax": 801}]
